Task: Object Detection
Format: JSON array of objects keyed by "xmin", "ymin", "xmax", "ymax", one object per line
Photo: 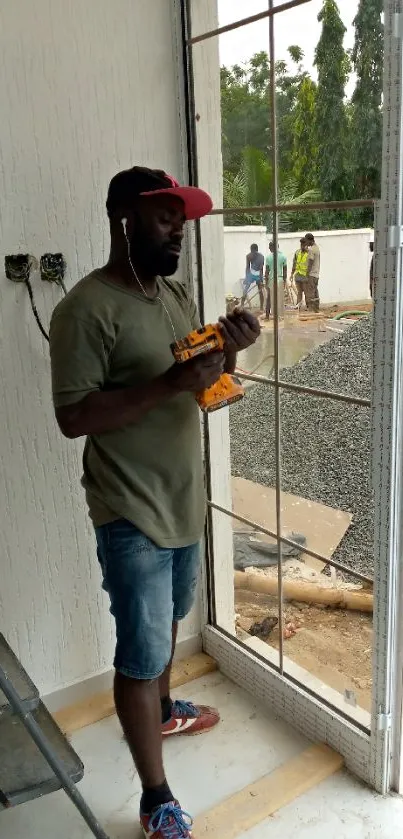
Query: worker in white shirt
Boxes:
[{"xmin": 305, "ymin": 233, "xmax": 320, "ymax": 313}]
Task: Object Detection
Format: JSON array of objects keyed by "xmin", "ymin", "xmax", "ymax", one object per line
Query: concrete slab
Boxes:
[{"xmin": 232, "ymin": 476, "xmax": 352, "ymax": 572}]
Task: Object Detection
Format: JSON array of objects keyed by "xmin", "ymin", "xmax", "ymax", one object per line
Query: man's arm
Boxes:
[
  {"xmin": 50, "ymin": 310, "xmax": 224, "ymax": 439},
  {"xmin": 55, "ymin": 355, "xmax": 225, "ymax": 439},
  {"xmin": 290, "ymin": 253, "xmax": 297, "ymax": 277},
  {"xmin": 307, "ymin": 249, "xmax": 314, "ymax": 274}
]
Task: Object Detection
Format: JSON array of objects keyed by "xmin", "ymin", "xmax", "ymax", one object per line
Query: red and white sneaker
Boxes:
[
  {"xmin": 141, "ymin": 800, "xmax": 193, "ymax": 838},
  {"xmin": 161, "ymin": 699, "xmax": 220, "ymax": 737}
]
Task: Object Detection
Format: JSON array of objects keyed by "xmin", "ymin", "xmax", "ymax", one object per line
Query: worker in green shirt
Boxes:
[{"xmin": 264, "ymin": 241, "xmax": 287, "ymax": 320}]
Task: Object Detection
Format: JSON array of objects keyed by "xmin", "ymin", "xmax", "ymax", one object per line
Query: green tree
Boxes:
[
  {"xmin": 274, "ymin": 47, "xmax": 309, "ymax": 178},
  {"xmin": 220, "ymin": 48, "xmax": 307, "ymax": 177},
  {"xmin": 223, "ymin": 146, "xmax": 320, "ymax": 230},
  {"xmin": 351, "ymin": 0, "xmax": 383, "ymax": 201},
  {"xmin": 314, "ymin": 0, "xmax": 350, "ymax": 201},
  {"xmin": 220, "ymin": 62, "xmax": 268, "ymax": 172},
  {"xmin": 291, "ymin": 77, "xmax": 318, "ymax": 193}
]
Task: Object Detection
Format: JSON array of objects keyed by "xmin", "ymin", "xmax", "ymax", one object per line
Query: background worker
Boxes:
[
  {"xmin": 290, "ymin": 237, "xmax": 309, "ymax": 308},
  {"xmin": 264, "ymin": 240, "xmax": 287, "ymax": 320},
  {"xmin": 49, "ymin": 166, "xmax": 260, "ymax": 839},
  {"xmin": 241, "ymin": 243, "xmax": 264, "ymax": 311},
  {"xmin": 305, "ymin": 232, "xmax": 321, "ymax": 312}
]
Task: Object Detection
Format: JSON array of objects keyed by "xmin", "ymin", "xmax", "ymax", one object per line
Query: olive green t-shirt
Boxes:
[{"xmin": 49, "ymin": 270, "xmax": 205, "ymax": 548}]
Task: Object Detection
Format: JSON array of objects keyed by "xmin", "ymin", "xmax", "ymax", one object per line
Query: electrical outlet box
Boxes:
[
  {"xmin": 5, "ymin": 255, "xmax": 31, "ymax": 282},
  {"xmin": 40, "ymin": 253, "xmax": 66, "ymax": 283}
]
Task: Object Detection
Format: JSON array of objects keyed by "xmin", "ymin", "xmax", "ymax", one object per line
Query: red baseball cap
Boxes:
[{"xmin": 106, "ymin": 166, "xmax": 213, "ymax": 221}]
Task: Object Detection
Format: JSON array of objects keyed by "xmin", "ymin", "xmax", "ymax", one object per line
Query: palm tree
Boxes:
[{"xmin": 223, "ymin": 146, "xmax": 320, "ymax": 230}]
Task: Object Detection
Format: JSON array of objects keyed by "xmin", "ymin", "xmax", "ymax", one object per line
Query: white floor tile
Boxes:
[{"xmin": 1, "ymin": 673, "xmax": 401, "ymax": 839}]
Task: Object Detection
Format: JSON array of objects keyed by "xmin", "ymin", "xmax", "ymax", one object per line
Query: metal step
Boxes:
[
  {"xmin": 0, "ymin": 634, "xmax": 39, "ymax": 714},
  {"xmin": 0, "ymin": 700, "xmax": 84, "ymax": 808}
]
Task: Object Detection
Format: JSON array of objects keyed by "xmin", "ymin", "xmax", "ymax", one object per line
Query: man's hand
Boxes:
[
  {"xmin": 164, "ymin": 351, "xmax": 225, "ymax": 394},
  {"xmin": 218, "ymin": 309, "xmax": 261, "ymax": 353}
]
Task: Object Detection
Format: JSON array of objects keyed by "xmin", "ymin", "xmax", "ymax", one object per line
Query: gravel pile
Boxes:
[{"xmin": 230, "ymin": 317, "xmax": 374, "ymax": 578}]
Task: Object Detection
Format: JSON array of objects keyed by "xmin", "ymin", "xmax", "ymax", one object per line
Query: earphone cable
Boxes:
[{"xmin": 125, "ymin": 233, "xmax": 178, "ymax": 343}]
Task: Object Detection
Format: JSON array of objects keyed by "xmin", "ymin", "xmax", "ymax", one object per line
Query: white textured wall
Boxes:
[
  {"xmin": 0, "ymin": 0, "xmax": 200, "ymax": 697},
  {"xmin": 224, "ymin": 227, "xmax": 373, "ymax": 304}
]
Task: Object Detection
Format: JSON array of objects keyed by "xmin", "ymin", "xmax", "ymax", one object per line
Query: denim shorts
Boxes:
[
  {"xmin": 95, "ymin": 519, "xmax": 200, "ymax": 680},
  {"xmin": 243, "ymin": 271, "xmax": 262, "ymax": 293}
]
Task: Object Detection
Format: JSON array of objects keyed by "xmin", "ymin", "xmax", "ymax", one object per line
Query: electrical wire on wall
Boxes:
[{"xmin": 5, "ymin": 254, "xmax": 67, "ymax": 342}]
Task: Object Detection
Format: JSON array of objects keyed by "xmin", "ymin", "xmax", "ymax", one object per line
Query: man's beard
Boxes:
[{"xmin": 129, "ymin": 237, "xmax": 180, "ymax": 277}]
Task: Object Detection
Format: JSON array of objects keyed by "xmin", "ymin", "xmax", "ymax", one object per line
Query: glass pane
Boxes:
[
  {"xmin": 268, "ymin": 0, "xmax": 377, "ymax": 394},
  {"xmin": 191, "ymin": 16, "xmax": 272, "ymax": 220},
  {"xmin": 191, "ymin": 0, "xmax": 380, "ymax": 733},
  {"xmin": 191, "ymin": 1, "xmax": 270, "ymax": 40},
  {"xmin": 278, "ymin": 388, "xmax": 372, "ymax": 724},
  {"xmin": 228, "ymin": 377, "xmax": 373, "ymax": 725},
  {"xmin": 272, "ymin": 0, "xmax": 365, "ymax": 208},
  {"xmin": 229, "ymin": 382, "xmax": 279, "ymax": 667}
]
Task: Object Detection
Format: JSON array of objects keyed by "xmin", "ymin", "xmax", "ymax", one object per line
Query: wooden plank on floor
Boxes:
[
  {"xmin": 53, "ymin": 652, "xmax": 217, "ymax": 735},
  {"xmin": 194, "ymin": 743, "xmax": 343, "ymax": 839}
]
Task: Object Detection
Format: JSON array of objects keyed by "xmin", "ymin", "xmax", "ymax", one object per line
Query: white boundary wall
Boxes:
[{"xmin": 224, "ymin": 226, "xmax": 373, "ymax": 305}]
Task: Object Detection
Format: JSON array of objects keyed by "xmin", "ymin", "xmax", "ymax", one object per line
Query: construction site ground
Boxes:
[
  {"xmin": 236, "ymin": 300, "xmax": 373, "ymax": 380},
  {"xmin": 234, "ymin": 303, "xmax": 374, "ymax": 716},
  {"xmin": 235, "ymin": 586, "xmax": 372, "ymax": 713}
]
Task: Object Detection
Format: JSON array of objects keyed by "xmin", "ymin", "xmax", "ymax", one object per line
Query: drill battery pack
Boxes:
[{"xmin": 171, "ymin": 323, "xmax": 244, "ymax": 413}]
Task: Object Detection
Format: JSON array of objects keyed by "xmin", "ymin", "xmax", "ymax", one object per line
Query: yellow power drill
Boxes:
[{"xmin": 171, "ymin": 322, "xmax": 245, "ymax": 413}]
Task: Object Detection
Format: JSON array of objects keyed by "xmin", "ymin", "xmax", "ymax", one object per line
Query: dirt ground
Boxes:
[{"xmin": 235, "ymin": 587, "xmax": 373, "ymax": 712}]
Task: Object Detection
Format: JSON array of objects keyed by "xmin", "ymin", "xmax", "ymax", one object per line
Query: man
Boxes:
[
  {"xmin": 369, "ymin": 239, "xmax": 375, "ymax": 298},
  {"xmin": 49, "ymin": 166, "xmax": 260, "ymax": 839},
  {"xmin": 241, "ymin": 243, "xmax": 264, "ymax": 311},
  {"xmin": 264, "ymin": 240, "xmax": 287, "ymax": 320},
  {"xmin": 305, "ymin": 232, "xmax": 320, "ymax": 313},
  {"xmin": 290, "ymin": 237, "xmax": 309, "ymax": 308}
]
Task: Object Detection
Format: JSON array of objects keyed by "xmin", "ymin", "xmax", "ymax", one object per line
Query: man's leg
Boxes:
[
  {"xmin": 295, "ymin": 280, "xmax": 303, "ymax": 306},
  {"xmin": 159, "ymin": 543, "xmax": 220, "ymax": 737},
  {"xmin": 96, "ymin": 520, "xmax": 188, "ymax": 832},
  {"xmin": 304, "ymin": 277, "xmax": 315, "ymax": 311},
  {"xmin": 273, "ymin": 282, "xmax": 285, "ymax": 320},
  {"xmin": 279, "ymin": 281, "xmax": 285, "ymax": 319},
  {"xmin": 314, "ymin": 278, "xmax": 320, "ymax": 312},
  {"xmin": 158, "ymin": 622, "xmax": 178, "ymax": 722},
  {"xmin": 114, "ymin": 673, "xmax": 166, "ymax": 789},
  {"xmin": 265, "ymin": 284, "xmax": 271, "ymax": 319},
  {"xmin": 257, "ymin": 281, "xmax": 264, "ymax": 312},
  {"xmin": 241, "ymin": 274, "xmax": 251, "ymax": 307}
]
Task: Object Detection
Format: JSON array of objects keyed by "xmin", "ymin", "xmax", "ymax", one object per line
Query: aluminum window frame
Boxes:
[{"xmin": 179, "ymin": 0, "xmax": 403, "ymax": 792}]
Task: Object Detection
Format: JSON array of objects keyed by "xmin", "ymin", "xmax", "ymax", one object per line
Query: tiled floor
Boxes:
[{"xmin": 1, "ymin": 672, "xmax": 402, "ymax": 838}]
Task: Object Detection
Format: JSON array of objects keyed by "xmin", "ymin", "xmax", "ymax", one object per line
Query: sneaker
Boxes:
[
  {"xmin": 141, "ymin": 800, "xmax": 193, "ymax": 838},
  {"xmin": 161, "ymin": 699, "xmax": 220, "ymax": 737}
]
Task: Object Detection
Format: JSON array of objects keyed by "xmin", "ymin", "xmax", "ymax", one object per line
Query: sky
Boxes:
[{"xmin": 218, "ymin": 0, "xmax": 357, "ymax": 88}]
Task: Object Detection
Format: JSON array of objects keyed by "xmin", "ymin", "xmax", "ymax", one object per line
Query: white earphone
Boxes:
[{"xmin": 121, "ymin": 217, "xmax": 127, "ymax": 237}]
